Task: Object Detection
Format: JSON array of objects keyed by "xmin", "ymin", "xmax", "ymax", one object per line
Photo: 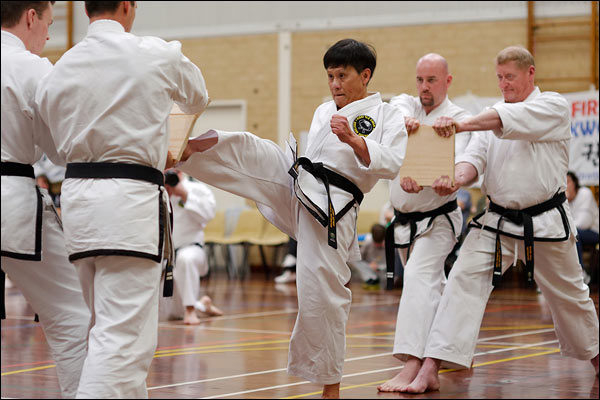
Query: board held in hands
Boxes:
[{"xmin": 398, "ymin": 124, "xmax": 455, "ymax": 186}]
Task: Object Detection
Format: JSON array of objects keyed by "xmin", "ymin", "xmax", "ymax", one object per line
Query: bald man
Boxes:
[{"xmin": 378, "ymin": 53, "xmax": 473, "ymax": 392}]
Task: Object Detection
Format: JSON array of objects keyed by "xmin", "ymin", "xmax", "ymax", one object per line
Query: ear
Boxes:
[
  {"xmin": 362, "ymin": 68, "xmax": 372, "ymax": 85},
  {"xmin": 446, "ymin": 74, "xmax": 453, "ymax": 86},
  {"xmin": 25, "ymin": 8, "xmax": 37, "ymax": 29},
  {"xmin": 528, "ymin": 65, "xmax": 535, "ymax": 79},
  {"xmin": 121, "ymin": 1, "xmax": 130, "ymax": 15}
]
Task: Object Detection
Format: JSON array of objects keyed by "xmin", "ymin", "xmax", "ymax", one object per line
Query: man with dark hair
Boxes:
[
  {"xmin": 35, "ymin": 1, "xmax": 209, "ymax": 397},
  {"xmin": 403, "ymin": 45, "xmax": 599, "ymax": 393},
  {"xmin": 179, "ymin": 38, "xmax": 407, "ymax": 398},
  {"xmin": 1, "ymin": 1, "xmax": 90, "ymax": 398}
]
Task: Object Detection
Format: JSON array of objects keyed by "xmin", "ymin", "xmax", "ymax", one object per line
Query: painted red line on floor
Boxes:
[
  {"xmin": 1, "ymin": 360, "xmax": 54, "ymax": 369},
  {"xmin": 485, "ymin": 303, "xmax": 541, "ymax": 313}
]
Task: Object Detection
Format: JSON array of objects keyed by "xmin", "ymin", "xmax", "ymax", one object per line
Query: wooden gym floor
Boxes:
[{"xmin": 1, "ymin": 265, "xmax": 598, "ymax": 399}]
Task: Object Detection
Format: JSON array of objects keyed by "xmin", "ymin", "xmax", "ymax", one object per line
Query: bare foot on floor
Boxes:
[
  {"xmin": 183, "ymin": 307, "xmax": 201, "ymax": 325},
  {"xmin": 402, "ymin": 357, "xmax": 440, "ymax": 394},
  {"xmin": 195, "ymin": 295, "xmax": 223, "ymax": 317},
  {"xmin": 322, "ymin": 383, "xmax": 339, "ymax": 399},
  {"xmin": 377, "ymin": 357, "xmax": 422, "ymax": 392}
]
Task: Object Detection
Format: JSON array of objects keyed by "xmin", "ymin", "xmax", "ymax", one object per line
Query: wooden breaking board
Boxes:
[
  {"xmin": 168, "ymin": 103, "xmax": 204, "ymax": 162},
  {"xmin": 397, "ymin": 124, "xmax": 455, "ymax": 186}
]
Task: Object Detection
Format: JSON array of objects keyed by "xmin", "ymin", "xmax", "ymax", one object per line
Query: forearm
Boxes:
[
  {"xmin": 458, "ymin": 109, "xmax": 502, "ymax": 133},
  {"xmin": 455, "ymin": 162, "xmax": 478, "ymax": 187},
  {"xmin": 350, "ymin": 136, "xmax": 371, "ymax": 166}
]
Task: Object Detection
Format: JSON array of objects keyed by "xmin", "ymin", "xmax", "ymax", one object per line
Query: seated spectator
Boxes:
[
  {"xmin": 348, "ymin": 223, "xmax": 387, "ymax": 289},
  {"xmin": 161, "ymin": 169, "xmax": 223, "ymax": 324},
  {"xmin": 566, "ymin": 171, "xmax": 599, "ymax": 284},
  {"xmin": 274, "ymin": 238, "xmax": 297, "ymax": 284}
]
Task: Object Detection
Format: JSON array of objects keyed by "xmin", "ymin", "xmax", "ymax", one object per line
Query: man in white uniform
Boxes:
[
  {"xmin": 401, "ymin": 46, "xmax": 599, "ymax": 393},
  {"xmin": 34, "ymin": 1, "xmax": 209, "ymax": 398},
  {"xmin": 161, "ymin": 169, "xmax": 223, "ymax": 325},
  {"xmin": 378, "ymin": 53, "xmax": 472, "ymax": 392},
  {"xmin": 1, "ymin": 2, "xmax": 90, "ymax": 398},
  {"xmin": 180, "ymin": 39, "xmax": 408, "ymax": 398}
]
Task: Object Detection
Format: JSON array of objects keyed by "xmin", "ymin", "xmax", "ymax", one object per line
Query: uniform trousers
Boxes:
[
  {"xmin": 181, "ymin": 130, "xmax": 358, "ymax": 384},
  {"xmin": 424, "ymin": 227, "xmax": 599, "ymax": 369},
  {"xmin": 392, "ymin": 212, "xmax": 459, "ymax": 361},
  {"xmin": 73, "ymin": 255, "xmax": 162, "ymax": 398},
  {"xmin": 1, "ymin": 193, "xmax": 90, "ymax": 399}
]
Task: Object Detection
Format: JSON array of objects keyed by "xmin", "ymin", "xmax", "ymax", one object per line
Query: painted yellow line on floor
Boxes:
[
  {"xmin": 1, "ymin": 364, "xmax": 56, "ymax": 376},
  {"xmin": 155, "ymin": 338, "xmax": 290, "ymax": 354},
  {"xmin": 480, "ymin": 324, "xmax": 554, "ymax": 331},
  {"xmin": 282, "ymin": 348, "xmax": 560, "ymax": 399}
]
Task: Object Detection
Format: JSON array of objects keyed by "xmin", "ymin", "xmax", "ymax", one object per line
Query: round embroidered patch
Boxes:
[{"xmin": 353, "ymin": 115, "xmax": 376, "ymax": 136}]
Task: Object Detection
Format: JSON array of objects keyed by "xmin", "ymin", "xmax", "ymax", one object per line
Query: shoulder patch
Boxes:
[{"xmin": 353, "ymin": 115, "xmax": 376, "ymax": 137}]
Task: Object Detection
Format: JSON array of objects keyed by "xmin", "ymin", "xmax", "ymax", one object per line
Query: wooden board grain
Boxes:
[
  {"xmin": 398, "ymin": 124, "xmax": 455, "ymax": 186},
  {"xmin": 168, "ymin": 103, "xmax": 203, "ymax": 162}
]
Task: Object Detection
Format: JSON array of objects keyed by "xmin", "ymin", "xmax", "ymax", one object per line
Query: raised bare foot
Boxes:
[
  {"xmin": 183, "ymin": 307, "xmax": 201, "ymax": 325},
  {"xmin": 377, "ymin": 357, "xmax": 422, "ymax": 392},
  {"xmin": 322, "ymin": 383, "xmax": 339, "ymax": 399},
  {"xmin": 402, "ymin": 357, "xmax": 440, "ymax": 394},
  {"xmin": 196, "ymin": 295, "xmax": 223, "ymax": 317}
]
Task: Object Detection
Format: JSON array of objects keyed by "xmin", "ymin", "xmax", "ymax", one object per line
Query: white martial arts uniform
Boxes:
[
  {"xmin": 35, "ymin": 20, "xmax": 209, "ymax": 398},
  {"xmin": 160, "ymin": 178, "xmax": 216, "ymax": 320},
  {"xmin": 387, "ymin": 94, "xmax": 470, "ymax": 361},
  {"xmin": 1, "ymin": 30, "xmax": 90, "ymax": 399},
  {"xmin": 181, "ymin": 92, "xmax": 407, "ymax": 384},
  {"xmin": 423, "ymin": 87, "xmax": 599, "ymax": 368}
]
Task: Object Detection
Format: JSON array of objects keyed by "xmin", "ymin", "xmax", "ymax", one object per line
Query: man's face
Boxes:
[
  {"xmin": 496, "ymin": 61, "xmax": 535, "ymax": 103},
  {"xmin": 29, "ymin": 4, "xmax": 53, "ymax": 55},
  {"xmin": 327, "ymin": 65, "xmax": 369, "ymax": 109},
  {"xmin": 416, "ymin": 60, "xmax": 450, "ymax": 112}
]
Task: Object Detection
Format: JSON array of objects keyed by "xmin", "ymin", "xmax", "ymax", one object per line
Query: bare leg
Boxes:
[
  {"xmin": 377, "ymin": 356, "xmax": 422, "ymax": 392},
  {"xmin": 183, "ymin": 306, "xmax": 201, "ymax": 325},
  {"xmin": 322, "ymin": 383, "xmax": 340, "ymax": 399},
  {"xmin": 592, "ymin": 353, "xmax": 599, "ymax": 376},
  {"xmin": 402, "ymin": 357, "xmax": 441, "ymax": 394}
]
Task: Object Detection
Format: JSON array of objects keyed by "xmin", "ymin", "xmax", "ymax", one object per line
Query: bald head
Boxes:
[
  {"xmin": 417, "ymin": 53, "xmax": 449, "ymax": 75},
  {"xmin": 415, "ymin": 53, "xmax": 452, "ymax": 114}
]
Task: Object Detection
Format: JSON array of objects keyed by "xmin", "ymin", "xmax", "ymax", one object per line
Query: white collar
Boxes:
[
  {"xmin": 1, "ymin": 30, "xmax": 26, "ymax": 50},
  {"xmin": 87, "ymin": 19, "xmax": 126, "ymax": 36}
]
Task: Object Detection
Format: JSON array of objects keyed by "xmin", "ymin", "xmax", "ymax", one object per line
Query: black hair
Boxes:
[
  {"xmin": 85, "ymin": 1, "xmax": 135, "ymax": 18},
  {"xmin": 1, "ymin": 1, "xmax": 54, "ymax": 28},
  {"xmin": 323, "ymin": 39, "xmax": 376, "ymax": 82},
  {"xmin": 567, "ymin": 171, "xmax": 580, "ymax": 191},
  {"xmin": 371, "ymin": 223, "xmax": 386, "ymax": 244}
]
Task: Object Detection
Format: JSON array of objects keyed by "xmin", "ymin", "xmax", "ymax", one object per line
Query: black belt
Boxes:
[
  {"xmin": 289, "ymin": 157, "xmax": 363, "ymax": 249},
  {"xmin": 385, "ymin": 199, "xmax": 458, "ymax": 290},
  {"xmin": 66, "ymin": 162, "xmax": 164, "ymax": 186},
  {"xmin": 66, "ymin": 162, "xmax": 174, "ymax": 296},
  {"xmin": 1, "ymin": 161, "xmax": 35, "ymax": 178},
  {"xmin": 487, "ymin": 191, "xmax": 566, "ymax": 287}
]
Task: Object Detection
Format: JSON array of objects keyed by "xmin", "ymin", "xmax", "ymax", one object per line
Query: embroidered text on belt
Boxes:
[
  {"xmin": 65, "ymin": 162, "xmax": 175, "ymax": 297},
  {"xmin": 487, "ymin": 191, "xmax": 566, "ymax": 287},
  {"xmin": 288, "ymin": 157, "xmax": 364, "ymax": 249},
  {"xmin": 384, "ymin": 199, "xmax": 458, "ymax": 290}
]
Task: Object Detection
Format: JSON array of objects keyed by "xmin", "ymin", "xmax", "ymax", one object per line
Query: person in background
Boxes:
[
  {"xmin": 566, "ymin": 170, "xmax": 599, "ymax": 284},
  {"xmin": 348, "ymin": 223, "xmax": 386, "ymax": 288},
  {"xmin": 274, "ymin": 238, "xmax": 297, "ymax": 284},
  {"xmin": 161, "ymin": 169, "xmax": 223, "ymax": 325}
]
